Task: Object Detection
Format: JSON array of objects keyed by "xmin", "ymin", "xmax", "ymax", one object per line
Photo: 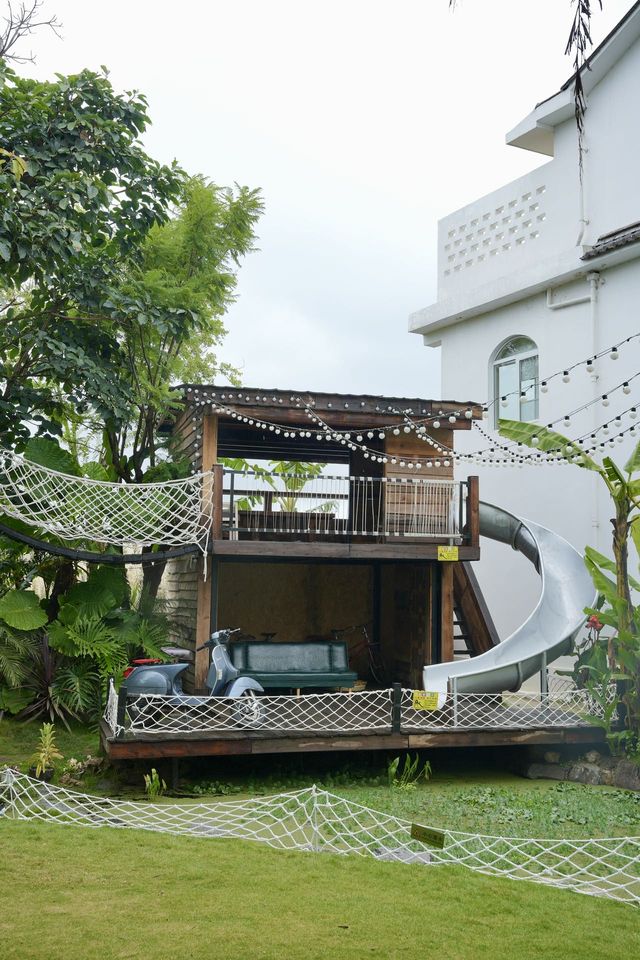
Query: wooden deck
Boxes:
[{"xmin": 101, "ymin": 721, "xmax": 605, "ymax": 761}]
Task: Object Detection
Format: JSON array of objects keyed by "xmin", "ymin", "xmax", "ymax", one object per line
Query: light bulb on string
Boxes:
[
  {"xmin": 623, "ymin": 383, "xmax": 631, "ymax": 394},
  {"xmin": 631, "ymin": 409, "xmax": 638, "ymax": 420},
  {"xmin": 541, "ymin": 381, "xmax": 548, "ymax": 393},
  {"xmin": 562, "ymin": 371, "xmax": 570, "ymax": 383},
  {"xmin": 610, "ymin": 347, "xmax": 619, "ymax": 360},
  {"xmin": 602, "ymin": 395, "xmax": 610, "ymax": 407},
  {"xmin": 433, "ymin": 420, "xmax": 441, "ymax": 429}
]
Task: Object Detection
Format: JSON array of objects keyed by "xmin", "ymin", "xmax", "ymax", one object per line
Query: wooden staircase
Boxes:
[{"xmin": 452, "ymin": 562, "xmax": 500, "ymax": 658}]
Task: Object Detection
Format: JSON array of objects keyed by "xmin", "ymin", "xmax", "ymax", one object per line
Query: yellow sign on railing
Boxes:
[
  {"xmin": 412, "ymin": 691, "xmax": 440, "ymax": 711},
  {"xmin": 437, "ymin": 545, "xmax": 459, "ymax": 561}
]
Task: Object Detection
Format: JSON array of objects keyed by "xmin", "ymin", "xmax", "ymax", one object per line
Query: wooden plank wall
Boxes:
[{"xmin": 158, "ymin": 406, "xmax": 202, "ymax": 687}]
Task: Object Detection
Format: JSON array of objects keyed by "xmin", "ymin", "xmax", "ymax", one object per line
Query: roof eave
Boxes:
[{"xmin": 505, "ymin": 2, "xmax": 640, "ymax": 157}]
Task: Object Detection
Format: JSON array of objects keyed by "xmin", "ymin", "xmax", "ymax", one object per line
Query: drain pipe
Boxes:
[
  {"xmin": 587, "ymin": 271, "xmax": 602, "ymax": 550},
  {"xmin": 546, "ymin": 284, "xmax": 592, "ymax": 310}
]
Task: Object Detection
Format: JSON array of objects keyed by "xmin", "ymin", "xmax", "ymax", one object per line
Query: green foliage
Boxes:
[
  {"xmin": 0, "ymin": 589, "xmax": 47, "ymax": 630},
  {"xmin": 221, "ymin": 459, "xmax": 331, "ymax": 513},
  {"xmin": 387, "ymin": 753, "xmax": 432, "ymax": 790},
  {"xmin": 0, "ymin": 60, "xmax": 184, "ymax": 450},
  {"xmin": 498, "ymin": 418, "xmax": 598, "ymax": 470},
  {"xmin": 143, "ymin": 768, "xmax": 167, "ymax": 798},
  {"xmin": 104, "ymin": 178, "xmax": 263, "ymax": 483},
  {"xmin": 22, "ymin": 437, "xmax": 82, "ymax": 477},
  {"xmin": 29, "ymin": 722, "xmax": 63, "ymax": 778}
]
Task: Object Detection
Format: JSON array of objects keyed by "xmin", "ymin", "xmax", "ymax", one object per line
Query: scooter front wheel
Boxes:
[{"xmin": 233, "ymin": 690, "xmax": 265, "ymax": 728}]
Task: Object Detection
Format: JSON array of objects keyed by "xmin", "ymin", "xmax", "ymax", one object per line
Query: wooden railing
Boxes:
[{"xmin": 211, "ymin": 469, "xmax": 479, "ymax": 546}]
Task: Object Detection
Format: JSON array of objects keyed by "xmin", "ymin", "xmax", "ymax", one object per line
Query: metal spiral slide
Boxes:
[{"xmin": 423, "ymin": 502, "xmax": 597, "ymax": 697}]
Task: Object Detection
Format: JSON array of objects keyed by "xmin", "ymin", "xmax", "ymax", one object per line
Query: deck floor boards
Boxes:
[{"xmin": 100, "ymin": 721, "xmax": 605, "ymax": 760}]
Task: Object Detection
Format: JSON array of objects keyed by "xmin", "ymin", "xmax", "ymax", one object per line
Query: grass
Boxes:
[
  {"xmin": 0, "ymin": 716, "xmax": 98, "ymax": 769},
  {"xmin": 2, "ymin": 717, "xmax": 640, "ymax": 838},
  {"xmin": 1, "ymin": 719, "xmax": 640, "ymax": 957},
  {"xmin": 1, "ymin": 820, "xmax": 638, "ymax": 960}
]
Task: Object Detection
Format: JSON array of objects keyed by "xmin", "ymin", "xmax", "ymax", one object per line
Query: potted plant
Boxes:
[{"xmin": 29, "ymin": 722, "xmax": 63, "ymax": 781}]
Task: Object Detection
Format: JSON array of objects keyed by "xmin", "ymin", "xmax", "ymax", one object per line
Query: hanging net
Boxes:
[
  {"xmin": 0, "ymin": 449, "xmax": 214, "ymax": 555},
  {"xmin": 1, "ymin": 770, "xmax": 638, "ymax": 906}
]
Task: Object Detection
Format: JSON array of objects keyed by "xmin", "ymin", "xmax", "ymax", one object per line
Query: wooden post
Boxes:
[
  {"xmin": 195, "ymin": 415, "xmax": 218, "ymax": 691},
  {"xmin": 467, "ymin": 475, "xmax": 479, "ymax": 548},
  {"xmin": 392, "ymin": 683, "xmax": 402, "ymax": 732},
  {"xmin": 212, "ymin": 463, "xmax": 223, "ymax": 540},
  {"xmin": 440, "ymin": 562, "xmax": 454, "ymax": 663},
  {"xmin": 116, "ymin": 683, "xmax": 128, "ymax": 738}
]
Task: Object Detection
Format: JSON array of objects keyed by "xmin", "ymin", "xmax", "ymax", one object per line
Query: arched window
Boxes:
[{"xmin": 492, "ymin": 336, "xmax": 539, "ymax": 427}]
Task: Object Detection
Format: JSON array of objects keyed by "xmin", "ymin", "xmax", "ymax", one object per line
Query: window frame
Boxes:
[{"xmin": 491, "ymin": 337, "xmax": 539, "ymax": 429}]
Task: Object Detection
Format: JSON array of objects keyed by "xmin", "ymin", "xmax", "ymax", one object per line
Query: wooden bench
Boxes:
[{"xmin": 229, "ymin": 640, "xmax": 358, "ymax": 691}]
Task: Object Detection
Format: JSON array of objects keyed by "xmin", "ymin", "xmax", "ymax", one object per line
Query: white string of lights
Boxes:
[
  {"xmin": 485, "ymin": 331, "xmax": 640, "ymax": 418},
  {"xmin": 183, "ymin": 333, "xmax": 640, "ymax": 470},
  {"xmin": 462, "ymin": 405, "xmax": 640, "ymax": 467}
]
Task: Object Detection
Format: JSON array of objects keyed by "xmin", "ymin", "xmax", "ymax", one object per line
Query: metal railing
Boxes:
[{"xmin": 221, "ymin": 471, "xmax": 467, "ymax": 541}]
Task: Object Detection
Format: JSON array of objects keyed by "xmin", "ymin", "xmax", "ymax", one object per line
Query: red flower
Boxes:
[{"xmin": 587, "ymin": 614, "xmax": 603, "ymax": 632}]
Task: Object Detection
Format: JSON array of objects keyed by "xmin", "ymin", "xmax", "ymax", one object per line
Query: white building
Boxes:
[{"xmin": 410, "ymin": 2, "xmax": 640, "ymax": 639}]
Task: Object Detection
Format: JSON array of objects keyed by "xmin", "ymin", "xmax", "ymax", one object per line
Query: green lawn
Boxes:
[
  {"xmin": 1, "ymin": 719, "xmax": 640, "ymax": 957},
  {"xmin": 1, "ymin": 819, "xmax": 638, "ymax": 960},
  {"xmin": 2, "ymin": 717, "xmax": 640, "ymax": 840},
  {"xmin": 0, "ymin": 716, "xmax": 97, "ymax": 769}
]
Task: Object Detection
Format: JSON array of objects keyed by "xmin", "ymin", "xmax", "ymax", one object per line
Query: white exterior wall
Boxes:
[
  {"xmin": 411, "ymin": 30, "xmax": 640, "ymax": 644},
  {"xmin": 585, "ymin": 37, "xmax": 640, "ymax": 241},
  {"xmin": 445, "ymin": 262, "xmax": 640, "ymax": 639}
]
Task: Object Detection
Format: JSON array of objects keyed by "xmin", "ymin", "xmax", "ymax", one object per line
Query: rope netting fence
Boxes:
[
  {"xmin": 104, "ymin": 681, "xmax": 611, "ymax": 738},
  {"xmin": 399, "ymin": 685, "xmax": 616, "ymax": 732},
  {"xmin": 1, "ymin": 770, "xmax": 638, "ymax": 906},
  {"xmin": 0, "ymin": 449, "xmax": 214, "ymax": 553}
]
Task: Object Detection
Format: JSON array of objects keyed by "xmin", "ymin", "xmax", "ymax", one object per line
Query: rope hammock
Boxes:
[
  {"xmin": 0, "ymin": 449, "xmax": 214, "ymax": 564},
  {"xmin": 1, "ymin": 771, "xmax": 638, "ymax": 906}
]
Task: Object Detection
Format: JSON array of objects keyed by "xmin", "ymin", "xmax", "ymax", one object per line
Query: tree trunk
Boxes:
[
  {"xmin": 141, "ymin": 548, "xmax": 166, "ymax": 602},
  {"xmin": 46, "ymin": 560, "xmax": 76, "ymax": 621}
]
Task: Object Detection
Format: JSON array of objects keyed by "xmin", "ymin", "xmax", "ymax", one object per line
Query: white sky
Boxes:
[{"xmin": 23, "ymin": 0, "xmax": 635, "ymax": 399}]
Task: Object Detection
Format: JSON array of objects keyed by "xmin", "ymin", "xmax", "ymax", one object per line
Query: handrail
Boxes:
[{"xmin": 217, "ymin": 469, "xmax": 469, "ymax": 541}]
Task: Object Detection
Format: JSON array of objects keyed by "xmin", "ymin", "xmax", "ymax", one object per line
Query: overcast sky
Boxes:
[{"xmin": 23, "ymin": 0, "xmax": 635, "ymax": 399}]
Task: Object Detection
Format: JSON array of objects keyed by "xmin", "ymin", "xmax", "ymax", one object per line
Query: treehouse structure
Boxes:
[
  {"xmin": 95, "ymin": 386, "xmax": 605, "ymax": 766},
  {"xmin": 159, "ymin": 386, "xmax": 495, "ymax": 696}
]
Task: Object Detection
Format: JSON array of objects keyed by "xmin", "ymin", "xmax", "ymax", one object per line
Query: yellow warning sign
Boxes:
[
  {"xmin": 412, "ymin": 691, "xmax": 440, "ymax": 711},
  {"xmin": 437, "ymin": 545, "xmax": 459, "ymax": 561}
]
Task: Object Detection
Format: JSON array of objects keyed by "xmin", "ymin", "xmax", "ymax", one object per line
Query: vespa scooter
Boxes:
[{"xmin": 124, "ymin": 628, "xmax": 264, "ymax": 725}]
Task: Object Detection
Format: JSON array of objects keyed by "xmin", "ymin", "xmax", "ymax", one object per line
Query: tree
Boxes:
[
  {"xmin": 101, "ymin": 176, "xmax": 263, "ymax": 484},
  {"xmin": 0, "ymin": 60, "xmax": 184, "ymax": 449},
  {"xmin": 0, "ymin": 1, "xmax": 61, "ymax": 64}
]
